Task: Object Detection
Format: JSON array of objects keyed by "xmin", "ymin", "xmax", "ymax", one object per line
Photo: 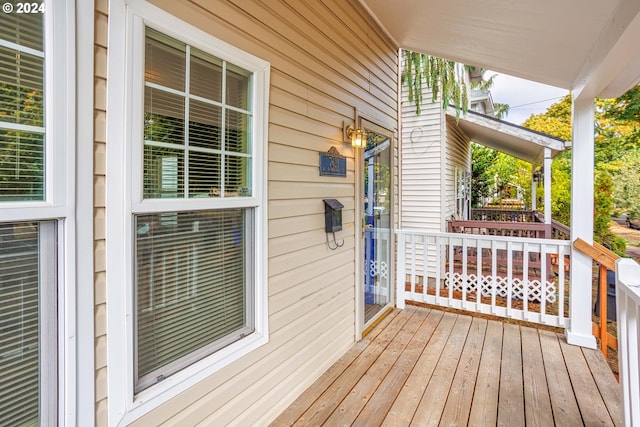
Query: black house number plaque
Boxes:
[{"xmin": 319, "ymin": 146, "xmax": 347, "ymax": 177}]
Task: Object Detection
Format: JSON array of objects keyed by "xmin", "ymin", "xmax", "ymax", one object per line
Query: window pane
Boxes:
[
  {"xmin": 0, "ymin": 131, "xmax": 44, "ymax": 201},
  {"xmin": 145, "ymin": 28, "xmax": 185, "ymax": 91},
  {"xmin": 143, "ymin": 146, "xmax": 184, "ymax": 198},
  {"xmin": 0, "ymin": 223, "xmax": 41, "ymax": 426},
  {"xmin": 135, "ymin": 209, "xmax": 252, "ymax": 391},
  {"xmin": 190, "ymin": 48, "xmax": 222, "ymax": 102},
  {"xmin": 0, "ymin": 13, "xmax": 45, "ymax": 203},
  {"xmin": 144, "ymin": 87, "xmax": 185, "ymax": 145},
  {"xmin": 225, "ymin": 155, "xmax": 251, "ymax": 197},
  {"xmin": 189, "ymin": 100, "xmax": 221, "ymax": 150},
  {"xmin": 226, "ymin": 110, "xmax": 250, "ymax": 154},
  {"xmin": 0, "ymin": 48, "xmax": 45, "ymax": 126},
  {"xmin": 188, "ymin": 150, "xmax": 221, "ymax": 198},
  {"xmin": 0, "ymin": 13, "xmax": 43, "ymax": 51},
  {"xmin": 226, "ymin": 63, "xmax": 250, "ymax": 110}
]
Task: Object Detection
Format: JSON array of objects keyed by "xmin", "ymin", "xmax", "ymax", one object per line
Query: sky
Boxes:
[{"xmin": 485, "ymin": 71, "xmax": 569, "ymax": 125}]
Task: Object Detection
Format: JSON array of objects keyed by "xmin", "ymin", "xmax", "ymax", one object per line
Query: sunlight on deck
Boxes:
[{"xmin": 271, "ymin": 306, "xmax": 622, "ymax": 426}]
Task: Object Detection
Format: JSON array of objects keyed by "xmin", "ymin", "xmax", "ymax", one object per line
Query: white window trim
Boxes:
[{"xmin": 106, "ymin": 1, "xmax": 269, "ymax": 424}]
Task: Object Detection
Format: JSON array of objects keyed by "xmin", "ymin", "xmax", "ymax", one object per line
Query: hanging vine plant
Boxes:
[{"xmin": 401, "ymin": 50, "xmax": 469, "ymax": 118}]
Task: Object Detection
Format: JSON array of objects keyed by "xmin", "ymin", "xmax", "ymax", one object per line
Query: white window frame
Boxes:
[
  {"xmin": 0, "ymin": 0, "xmax": 93, "ymax": 425},
  {"xmin": 106, "ymin": 1, "xmax": 269, "ymax": 424}
]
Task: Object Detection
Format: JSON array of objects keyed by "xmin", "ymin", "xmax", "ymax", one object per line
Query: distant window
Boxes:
[{"xmin": 456, "ymin": 168, "xmax": 471, "ymax": 219}]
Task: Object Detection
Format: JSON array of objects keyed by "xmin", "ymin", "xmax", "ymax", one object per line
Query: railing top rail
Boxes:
[
  {"xmin": 617, "ymin": 258, "xmax": 640, "ymax": 307},
  {"xmin": 396, "ymin": 228, "xmax": 571, "ymax": 246},
  {"xmin": 471, "ymin": 208, "xmax": 535, "ymax": 214},
  {"xmin": 448, "ymin": 220, "xmax": 547, "ymax": 230},
  {"xmin": 573, "ymin": 238, "xmax": 620, "ymax": 271}
]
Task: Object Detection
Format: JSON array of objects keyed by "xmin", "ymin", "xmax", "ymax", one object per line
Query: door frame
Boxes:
[{"xmin": 355, "ymin": 115, "xmax": 396, "ymax": 339}]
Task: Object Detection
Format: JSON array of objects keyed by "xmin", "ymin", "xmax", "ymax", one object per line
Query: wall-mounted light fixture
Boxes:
[
  {"xmin": 533, "ymin": 167, "xmax": 544, "ymax": 183},
  {"xmin": 344, "ymin": 123, "xmax": 367, "ymax": 149}
]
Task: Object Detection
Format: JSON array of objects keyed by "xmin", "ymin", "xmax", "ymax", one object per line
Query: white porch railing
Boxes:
[
  {"xmin": 396, "ymin": 229, "xmax": 571, "ymax": 328},
  {"xmin": 616, "ymin": 258, "xmax": 640, "ymax": 426}
]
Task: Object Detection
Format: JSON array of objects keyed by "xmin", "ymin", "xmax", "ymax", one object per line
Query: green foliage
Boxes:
[
  {"xmin": 549, "ymin": 152, "xmax": 572, "ymax": 225},
  {"xmin": 594, "ymin": 170, "xmax": 626, "ymax": 255},
  {"xmin": 486, "ymin": 152, "xmax": 531, "ymax": 204},
  {"xmin": 605, "ymin": 84, "xmax": 640, "ymax": 141},
  {"xmin": 613, "ymin": 149, "xmax": 640, "ymax": 219},
  {"xmin": 470, "ymin": 143, "xmax": 497, "ymax": 207},
  {"xmin": 518, "ymin": 87, "xmax": 639, "ymax": 253},
  {"xmin": 0, "ymin": 86, "xmax": 44, "ymax": 200},
  {"xmin": 401, "ymin": 50, "xmax": 469, "ymax": 117},
  {"xmin": 493, "ymin": 103, "xmax": 510, "ymax": 120}
]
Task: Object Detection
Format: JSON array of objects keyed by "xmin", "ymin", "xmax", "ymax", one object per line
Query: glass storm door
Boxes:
[{"xmin": 362, "ymin": 122, "xmax": 392, "ymax": 325}]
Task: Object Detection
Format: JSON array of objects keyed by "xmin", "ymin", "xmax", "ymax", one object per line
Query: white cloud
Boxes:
[{"xmin": 486, "ymin": 71, "xmax": 568, "ymax": 125}]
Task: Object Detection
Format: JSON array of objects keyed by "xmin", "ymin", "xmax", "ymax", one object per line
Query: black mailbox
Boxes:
[{"xmin": 323, "ymin": 199, "xmax": 344, "ymax": 233}]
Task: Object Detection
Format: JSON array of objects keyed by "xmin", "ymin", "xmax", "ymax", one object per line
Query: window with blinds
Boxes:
[
  {"xmin": 0, "ymin": 11, "xmax": 56, "ymax": 426},
  {"xmin": 0, "ymin": 222, "xmax": 56, "ymax": 426},
  {"xmin": 143, "ymin": 28, "xmax": 252, "ymax": 199},
  {"xmin": 0, "ymin": 12, "xmax": 45, "ymax": 201},
  {"xmin": 134, "ymin": 27, "xmax": 257, "ymax": 392}
]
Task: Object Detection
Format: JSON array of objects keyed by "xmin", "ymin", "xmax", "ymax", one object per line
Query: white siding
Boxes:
[
  {"xmin": 444, "ymin": 115, "xmax": 472, "ymax": 223},
  {"xmin": 400, "ymin": 84, "xmax": 444, "ymax": 232}
]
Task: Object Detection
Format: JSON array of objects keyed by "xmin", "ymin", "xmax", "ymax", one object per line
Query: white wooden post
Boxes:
[
  {"xmin": 396, "ymin": 232, "xmax": 406, "ymax": 309},
  {"xmin": 531, "ymin": 174, "xmax": 537, "ymax": 211},
  {"xmin": 616, "ymin": 258, "xmax": 640, "ymax": 427},
  {"xmin": 544, "ymin": 147, "xmax": 552, "ymax": 224},
  {"xmin": 566, "ymin": 95, "xmax": 597, "ymax": 348}
]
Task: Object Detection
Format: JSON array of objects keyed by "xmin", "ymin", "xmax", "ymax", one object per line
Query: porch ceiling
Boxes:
[
  {"xmin": 446, "ymin": 109, "xmax": 567, "ymax": 164},
  {"xmin": 360, "ymin": 0, "xmax": 640, "ymax": 98}
]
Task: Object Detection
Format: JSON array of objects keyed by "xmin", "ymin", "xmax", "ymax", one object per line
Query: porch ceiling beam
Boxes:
[
  {"xmin": 447, "ymin": 109, "xmax": 566, "ymax": 164},
  {"xmin": 573, "ymin": 0, "xmax": 640, "ymax": 100}
]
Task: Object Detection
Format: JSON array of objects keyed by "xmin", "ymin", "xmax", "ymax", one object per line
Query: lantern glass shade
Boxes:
[{"xmin": 351, "ymin": 128, "xmax": 366, "ymax": 148}]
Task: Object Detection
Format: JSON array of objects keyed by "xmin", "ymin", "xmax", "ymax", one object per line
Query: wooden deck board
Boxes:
[
  {"xmin": 539, "ymin": 330, "xmax": 583, "ymax": 426},
  {"xmin": 411, "ymin": 314, "xmax": 473, "ymax": 426},
  {"xmin": 324, "ymin": 308, "xmax": 428, "ymax": 425},
  {"xmin": 352, "ymin": 309, "xmax": 444, "ymax": 427},
  {"xmin": 468, "ymin": 319, "xmax": 503, "ymax": 427},
  {"xmin": 293, "ymin": 307, "xmax": 416, "ymax": 426},
  {"xmin": 497, "ymin": 323, "xmax": 525, "ymax": 426},
  {"xmin": 560, "ymin": 339, "xmax": 616, "ymax": 426},
  {"xmin": 382, "ymin": 312, "xmax": 458, "ymax": 426},
  {"xmin": 439, "ymin": 317, "xmax": 487, "ymax": 426},
  {"xmin": 272, "ymin": 307, "xmax": 623, "ymax": 427},
  {"xmin": 270, "ymin": 309, "xmax": 401, "ymax": 427},
  {"xmin": 521, "ymin": 325, "xmax": 554, "ymax": 426},
  {"xmin": 582, "ymin": 348, "xmax": 623, "ymax": 426}
]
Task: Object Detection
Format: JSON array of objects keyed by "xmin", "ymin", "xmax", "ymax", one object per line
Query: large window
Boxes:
[
  {"xmin": 0, "ymin": 9, "xmax": 57, "ymax": 426},
  {"xmin": 132, "ymin": 26, "xmax": 262, "ymax": 393}
]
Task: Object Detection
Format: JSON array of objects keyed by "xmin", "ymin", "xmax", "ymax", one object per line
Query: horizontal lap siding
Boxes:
[
  {"xmin": 94, "ymin": 0, "xmax": 108, "ymax": 425},
  {"xmin": 444, "ymin": 116, "xmax": 471, "ymax": 219},
  {"xmin": 122, "ymin": 0, "xmax": 398, "ymax": 425},
  {"xmin": 400, "ymin": 84, "xmax": 444, "ymax": 231}
]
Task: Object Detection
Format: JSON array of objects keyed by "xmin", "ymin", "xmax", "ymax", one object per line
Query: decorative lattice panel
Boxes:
[
  {"xmin": 444, "ymin": 272, "xmax": 556, "ymax": 303},
  {"xmin": 366, "ymin": 260, "xmax": 389, "ymax": 280}
]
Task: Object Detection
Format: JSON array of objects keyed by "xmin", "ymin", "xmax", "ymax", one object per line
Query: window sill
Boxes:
[{"xmin": 118, "ymin": 330, "xmax": 268, "ymax": 425}]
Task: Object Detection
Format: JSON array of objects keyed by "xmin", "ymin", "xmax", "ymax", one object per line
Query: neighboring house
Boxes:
[
  {"xmin": 400, "ymin": 78, "xmax": 566, "ymax": 233},
  {"xmin": 1, "ymin": 0, "xmax": 639, "ymax": 426}
]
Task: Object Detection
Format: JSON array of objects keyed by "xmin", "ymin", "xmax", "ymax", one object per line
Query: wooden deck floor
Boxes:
[{"xmin": 271, "ymin": 306, "xmax": 622, "ymax": 426}]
